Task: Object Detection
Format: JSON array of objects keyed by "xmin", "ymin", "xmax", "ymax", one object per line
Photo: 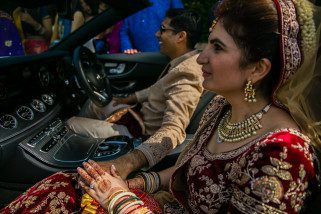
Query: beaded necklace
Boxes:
[{"xmin": 217, "ymin": 103, "xmax": 271, "ymax": 143}]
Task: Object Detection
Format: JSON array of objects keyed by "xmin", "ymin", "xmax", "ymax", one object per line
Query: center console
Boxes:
[{"xmin": 19, "ymin": 118, "xmax": 142, "ymax": 169}]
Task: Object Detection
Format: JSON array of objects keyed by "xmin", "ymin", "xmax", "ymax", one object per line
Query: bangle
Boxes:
[
  {"xmin": 124, "ymin": 203, "xmax": 145, "ymax": 214},
  {"xmin": 118, "ymin": 200, "xmax": 144, "ymax": 214},
  {"xmin": 136, "ymin": 172, "xmax": 160, "ymax": 193},
  {"xmin": 105, "ymin": 190, "xmax": 126, "ymax": 208},
  {"xmin": 108, "ymin": 192, "xmax": 137, "ymax": 214},
  {"xmin": 114, "ymin": 196, "xmax": 140, "ymax": 214},
  {"xmin": 150, "ymin": 172, "xmax": 161, "ymax": 193}
]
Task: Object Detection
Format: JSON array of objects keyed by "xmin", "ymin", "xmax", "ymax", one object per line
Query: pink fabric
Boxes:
[
  {"xmin": 105, "ymin": 21, "xmax": 122, "ymax": 53},
  {"xmin": 24, "ymin": 38, "xmax": 48, "ymax": 55}
]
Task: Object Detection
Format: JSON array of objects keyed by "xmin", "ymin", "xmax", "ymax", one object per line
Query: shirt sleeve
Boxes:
[
  {"xmin": 119, "ymin": 18, "xmax": 133, "ymax": 51},
  {"xmin": 135, "ymin": 88, "xmax": 150, "ymax": 103},
  {"xmin": 227, "ymin": 134, "xmax": 317, "ymax": 213},
  {"xmin": 136, "ymin": 66, "xmax": 203, "ymax": 167}
]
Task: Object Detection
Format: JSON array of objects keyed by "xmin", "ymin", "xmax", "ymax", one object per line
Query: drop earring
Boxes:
[{"xmin": 244, "ymin": 80, "xmax": 256, "ymax": 102}]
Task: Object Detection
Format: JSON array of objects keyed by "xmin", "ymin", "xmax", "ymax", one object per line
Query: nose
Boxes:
[
  {"xmin": 155, "ymin": 30, "xmax": 161, "ymax": 38},
  {"xmin": 196, "ymin": 48, "xmax": 208, "ymax": 65}
]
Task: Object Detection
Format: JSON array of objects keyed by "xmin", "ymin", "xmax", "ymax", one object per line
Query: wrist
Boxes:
[
  {"xmin": 128, "ymin": 94, "xmax": 137, "ymax": 104},
  {"xmin": 128, "ymin": 150, "xmax": 148, "ymax": 172},
  {"xmin": 114, "ymin": 150, "xmax": 147, "ymax": 178},
  {"xmin": 136, "ymin": 172, "xmax": 161, "ymax": 193},
  {"xmin": 106, "ymin": 191, "xmax": 142, "ymax": 214}
]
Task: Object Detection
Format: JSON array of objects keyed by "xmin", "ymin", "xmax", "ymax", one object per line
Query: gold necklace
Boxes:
[{"xmin": 217, "ymin": 104, "xmax": 271, "ymax": 143}]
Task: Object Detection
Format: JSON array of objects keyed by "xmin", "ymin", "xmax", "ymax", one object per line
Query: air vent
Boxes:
[
  {"xmin": 31, "ymin": 99, "xmax": 46, "ymax": 112},
  {"xmin": 0, "ymin": 114, "xmax": 18, "ymax": 129},
  {"xmin": 41, "ymin": 94, "xmax": 54, "ymax": 105},
  {"xmin": 16, "ymin": 106, "xmax": 34, "ymax": 120}
]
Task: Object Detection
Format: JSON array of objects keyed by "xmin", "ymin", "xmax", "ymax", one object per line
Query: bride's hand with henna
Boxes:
[{"xmin": 77, "ymin": 160, "xmax": 129, "ymax": 210}]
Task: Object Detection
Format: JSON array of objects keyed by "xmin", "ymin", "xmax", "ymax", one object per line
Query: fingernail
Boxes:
[
  {"xmin": 111, "ymin": 164, "xmax": 116, "ymax": 171},
  {"xmin": 88, "ymin": 159, "xmax": 93, "ymax": 163}
]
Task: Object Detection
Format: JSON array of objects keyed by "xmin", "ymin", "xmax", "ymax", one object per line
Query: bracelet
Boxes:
[
  {"xmin": 105, "ymin": 190, "xmax": 126, "ymax": 208},
  {"xmin": 108, "ymin": 192, "xmax": 137, "ymax": 214},
  {"xmin": 118, "ymin": 200, "xmax": 144, "ymax": 214},
  {"xmin": 150, "ymin": 172, "xmax": 161, "ymax": 193},
  {"xmin": 136, "ymin": 172, "xmax": 161, "ymax": 193},
  {"xmin": 137, "ymin": 173, "xmax": 150, "ymax": 192},
  {"xmin": 114, "ymin": 196, "xmax": 140, "ymax": 214},
  {"xmin": 124, "ymin": 203, "xmax": 145, "ymax": 214}
]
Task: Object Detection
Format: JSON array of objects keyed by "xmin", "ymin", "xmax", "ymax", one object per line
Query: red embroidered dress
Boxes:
[
  {"xmin": 170, "ymin": 97, "xmax": 319, "ymax": 214},
  {"xmin": 0, "ymin": 172, "xmax": 161, "ymax": 213},
  {"xmin": 186, "ymin": 129, "xmax": 316, "ymax": 213}
]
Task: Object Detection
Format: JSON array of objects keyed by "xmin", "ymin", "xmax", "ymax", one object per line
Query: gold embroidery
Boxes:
[
  {"xmin": 188, "ymin": 173, "xmax": 231, "ymax": 213},
  {"xmin": 226, "ymin": 137, "xmax": 312, "ymax": 212},
  {"xmin": 284, "ymin": 164, "xmax": 308, "ymax": 212},
  {"xmin": 261, "ymin": 156, "xmax": 293, "ymax": 181},
  {"xmin": 251, "ymin": 176, "xmax": 283, "ymax": 204},
  {"xmin": 177, "ymin": 99, "xmax": 315, "ymax": 214},
  {"xmin": 232, "ymin": 187, "xmax": 287, "ymax": 214},
  {"xmin": 7, "ymin": 172, "xmax": 75, "ymax": 213},
  {"xmin": 225, "ymin": 156, "xmax": 251, "ymax": 185},
  {"xmin": 291, "ymin": 139, "xmax": 314, "ymax": 163}
]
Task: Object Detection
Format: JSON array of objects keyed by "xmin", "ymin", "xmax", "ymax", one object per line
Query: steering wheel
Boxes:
[{"xmin": 73, "ymin": 46, "xmax": 112, "ymax": 107}]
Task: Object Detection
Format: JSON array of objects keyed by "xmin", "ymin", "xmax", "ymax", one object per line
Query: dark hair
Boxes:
[
  {"xmin": 215, "ymin": 0, "xmax": 280, "ymax": 99},
  {"xmin": 166, "ymin": 8, "xmax": 202, "ymax": 49},
  {"xmin": 83, "ymin": 0, "xmax": 100, "ymax": 15}
]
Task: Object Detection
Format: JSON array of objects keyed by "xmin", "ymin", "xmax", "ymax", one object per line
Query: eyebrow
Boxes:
[{"xmin": 209, "ymin": 38, "xmax": 226, "ymax": 48}]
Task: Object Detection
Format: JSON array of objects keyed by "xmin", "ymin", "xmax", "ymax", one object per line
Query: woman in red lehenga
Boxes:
[{"xmin": 2, "ymin": 0, "xmax": 321, "ymax": 213}]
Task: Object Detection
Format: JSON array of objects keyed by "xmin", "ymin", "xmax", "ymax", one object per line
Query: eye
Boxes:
[{"xmin": 213, "ymin": 43, "xmax": 223, "ymax": 52}]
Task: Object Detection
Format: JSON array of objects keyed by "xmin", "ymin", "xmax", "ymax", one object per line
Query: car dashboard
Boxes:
[{"xmin": 0, "ymin": 52, "xmax": 136, "ymax": 191}]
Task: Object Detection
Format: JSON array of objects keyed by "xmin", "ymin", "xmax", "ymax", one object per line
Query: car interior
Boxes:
[{"xmin": 0, "ymin": 0, "xmax": 215, "ymax": 206}]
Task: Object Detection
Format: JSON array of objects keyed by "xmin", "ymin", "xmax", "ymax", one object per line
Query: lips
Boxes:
[
  {"xmin": 202, "ymin": 69, "xmax": 212, "ymax": 78},
  {"xmin": 202, "ymin": 68, "xmax": 211, "ymax": 74}
]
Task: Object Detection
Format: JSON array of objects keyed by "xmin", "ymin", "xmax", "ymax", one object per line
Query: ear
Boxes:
[
  {"xmin": 250, "ymin": 58, "xmax": 271, "ymax": 84},
  {"xmin": 176, "ymin": 31, "xmax": 187, "ymax": 43}
]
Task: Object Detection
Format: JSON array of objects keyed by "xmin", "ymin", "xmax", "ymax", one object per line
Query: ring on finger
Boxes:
[{"xmin": 89, "ymin": 181, "xmax": 95, "ymax": 189}]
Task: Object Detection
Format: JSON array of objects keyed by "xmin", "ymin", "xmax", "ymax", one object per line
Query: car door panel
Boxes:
[{"xmin": 98, "ymin": 52, "xmax": 170, "ymax": 95}]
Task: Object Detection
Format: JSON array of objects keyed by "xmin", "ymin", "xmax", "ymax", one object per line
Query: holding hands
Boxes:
[
  {"xmin": 77, "ymin": 160, "xmax": 129, "ymax": 210},
  {"xmin": 112, "ymin": 94, "xmax": 138, "ymax": 107}
]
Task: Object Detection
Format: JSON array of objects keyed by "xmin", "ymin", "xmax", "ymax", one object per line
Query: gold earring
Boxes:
[{"xmin": 244, "ymin": 80, "xmax": 256, "ymax": 102}]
